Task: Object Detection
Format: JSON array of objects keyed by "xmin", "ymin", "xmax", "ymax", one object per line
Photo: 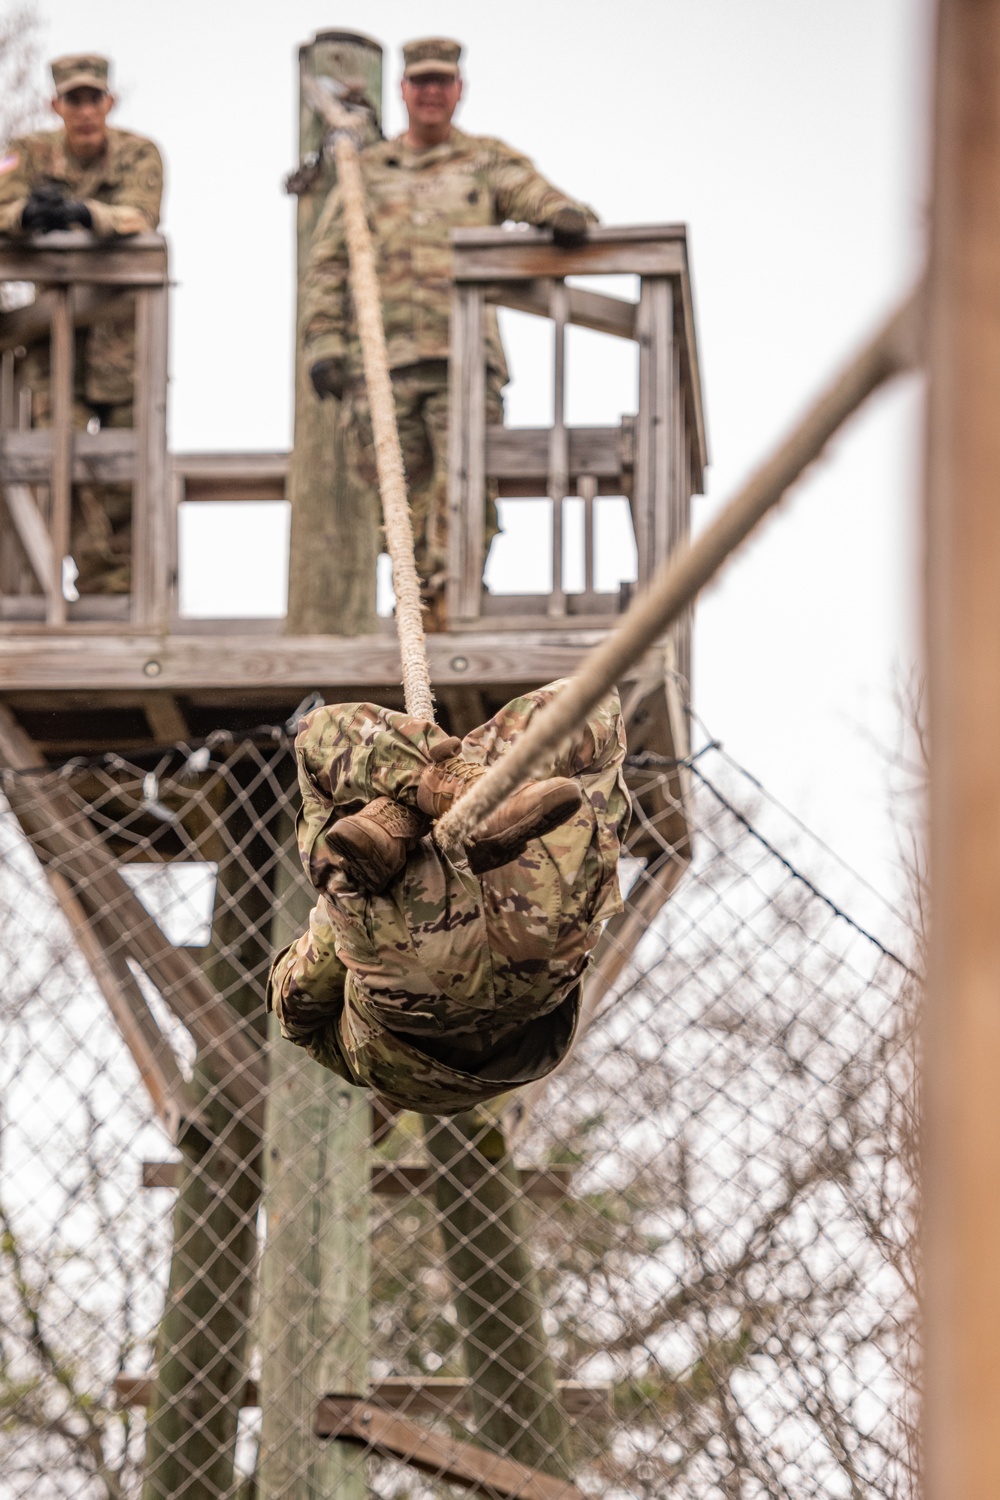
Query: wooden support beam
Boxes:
[
  {"xmin": 314, "ymin": 1399, "xmax": 586, "ymax": 1500},
  {"xmin": 0, "ymin": 628, "xmax": 615, "ymax": 692},
  {"xmin": 142, "ymin": 1158, "xmax": 574, "ymax": 1201},
  {"xmin": 0, "ymin": 283, "xmax": 132, "ymax": 353},
  {"xmin": 0, "ymin": 429, "xmax": 137, "ymax": 485},
  {"xmin": 47, "ymin": 286, "xmax": 72, "ymax": 627},
  {"xmin": 115, "ymin": 1374, "xmax": 612, "ymax": 1421},
  {"xmin": 1, "ymin": 483, "xmax": 53, "ymax": 589},
  {"xmin": 0, "ymin": 704, "xmax": 265, "ymax": 1112},
  {"xmin": 424, "ymin": 1111, "xmax": 575, "ymax": 1482},
  {"xmin": 485, "ymin": 280, "xmax": 637, "ymax": 339},
  {"xmin": 141, "ymin": 692, "xmax": 189, "ymax": 745},
  {"xmin": 0, "ymin": 231, "xmax": 167, "ymax": 285}
]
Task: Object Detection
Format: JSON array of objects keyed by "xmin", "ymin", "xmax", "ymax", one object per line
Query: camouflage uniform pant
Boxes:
[
  {"xmin": 22, "ymin": 339, "xmax": 133, "ymax": 596},
  {"xmin": 343, "ymin": 358, "xmax": 505, "ymax": 609},
  {"xmin": 267, "ymin": 682, "xmax": 631, "ymax": 1115}
]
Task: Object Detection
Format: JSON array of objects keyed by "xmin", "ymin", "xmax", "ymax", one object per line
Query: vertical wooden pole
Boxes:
[
  {"xmin": 133, "ymin": 277, "xmax": 171, "ymax": 630},
  {"xmin": 548, "ymin": 280, "xmax": 568, "ymax": 617},
  {"xmin": 924, "ymin": 3, "xmax": 1000, "ymax": 1497},
  {"xmin": 47, "ymin": 287, "xmax": 73, "ymax": 625},
  {"xmin": 423, "ymin": 1110, "xmax": 574, "ymax": 1482},
  {"xmin": 141, "ymin": 782, "xmax": 270, "ymax": 1500},
  {"xmin": 257, "ymin": 805, "xmax": 369, "ymax": 1498},
  {"xmin": 285, "ymin": 31, "xmax": 382, "ymax": 636}
]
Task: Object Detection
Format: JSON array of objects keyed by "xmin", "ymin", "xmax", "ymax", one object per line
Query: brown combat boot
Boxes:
[
  {"xmin": 323, "ymin": 738, "xmax": 461, "ymax": 894},
  {"xmin": 325, "ymin": 797, "xmax": 432, "ymax": 894},
  {"xmin": 417, "ymin": 755, "xmax": 583, "ymax": 874}
]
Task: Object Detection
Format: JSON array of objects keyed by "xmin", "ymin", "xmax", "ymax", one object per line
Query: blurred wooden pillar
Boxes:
[
  {"xmin": 257, "ymin": 799, "xmax": 369, "ymax": 1499},
  {"xmin": 285, "ymin": 30, "xmax": 382, "ymax": 636},
  {"xmin": 924, "ymin": 2, "xmax": 1000, "ymax": 1496}
]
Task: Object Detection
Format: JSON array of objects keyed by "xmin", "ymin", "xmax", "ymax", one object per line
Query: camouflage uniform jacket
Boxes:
[
  {"xmin": 302, "ymin": 127, "xmax": 597, "ymax": 383},
  {"xmin": 0, "ymin": 126, "xmax": 163, "ymax": 237},
  {"xmin": 0, "ymin": 127, "xmax": 163, "ymax": 405},
  {"xmin": 267, "ymin": 687, "xmax": 629, "ymax": 1115}
]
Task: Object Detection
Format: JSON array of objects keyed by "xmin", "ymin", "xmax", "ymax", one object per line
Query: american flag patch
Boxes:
[{"xmin": 0, "ymin": 151, "xmax": 19, "ymax": 175}]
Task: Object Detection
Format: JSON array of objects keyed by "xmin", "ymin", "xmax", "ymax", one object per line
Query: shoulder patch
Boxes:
[{"xmin": 0, "ymin": 151, "xmax": 20, "ymax": 175}]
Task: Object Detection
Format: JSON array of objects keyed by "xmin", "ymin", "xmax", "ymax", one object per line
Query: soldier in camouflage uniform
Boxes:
[
  {"xmin": 267, "ymin": 683, "xmax": 630, "ymax": 1115},
  {"xmin": 304, "ymin": 37, "xmax": 597, "ymax": 628},
  {"xmin": 0, "ymin": 54, "xmax": 163, "ymax": 594}
]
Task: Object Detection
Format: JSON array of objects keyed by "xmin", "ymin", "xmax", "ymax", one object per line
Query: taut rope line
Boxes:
[
  {"xmin": 309, "ymin": 88, "xmax": 919, "ymax": 859},
  {"xmin": 311, "ymin": 87, "xmax": 435, "ymax": 721}
]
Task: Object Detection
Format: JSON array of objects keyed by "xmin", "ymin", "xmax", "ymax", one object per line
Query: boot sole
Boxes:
[
  {"xmin": 466, "ymin": 784, "xmax": 583, "ymax": 875},
  {"xmin": 326, "ymin": 823, "xmax": 406, "ymax": 895}
]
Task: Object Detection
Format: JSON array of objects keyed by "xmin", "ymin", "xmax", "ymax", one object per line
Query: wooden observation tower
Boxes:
[{"xmin": 0, "ymin": 29, "xmax": 707, "ymax": 1497}]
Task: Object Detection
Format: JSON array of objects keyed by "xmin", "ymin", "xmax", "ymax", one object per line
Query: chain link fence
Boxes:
[{"xmin": 0, "ymin": 722, "xmax": 919, "ymax": 1499}]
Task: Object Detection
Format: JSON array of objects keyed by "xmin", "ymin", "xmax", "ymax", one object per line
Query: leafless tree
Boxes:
[{"xmin": 0, "ymin": 5, "xmax": 46, "ymax": 148}]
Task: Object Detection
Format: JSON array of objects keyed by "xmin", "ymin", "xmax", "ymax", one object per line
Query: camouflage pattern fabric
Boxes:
[
  {"xmin": 267, "ymin": 682, "xmax": 630, "ymax": 1115},
  {"xmin": 302, "ymin": 126, "xmax": 598, "ymax": 382},
  {"xmin": 29, "ymin": 389, "xmax": 133, "ymax": 594},
  {"xmin": 0, "ymin": 125, "xmax": 163, "ymax": 593},
  {"xmin": 343, "ymin": 358, "xmax": 505, "ymax": 595}
]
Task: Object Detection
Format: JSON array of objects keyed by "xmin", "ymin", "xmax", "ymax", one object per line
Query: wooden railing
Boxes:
[
  {"xmin": 0, "ymin": 233, "xmax": 168, "ymax": 626},
  {"xmin": 1, "ymin": 227, "xmax": 706, "ymax": 672},
  {"xmin": 447, "ymin": 225, "xmax": 707, "ymax": 687}
]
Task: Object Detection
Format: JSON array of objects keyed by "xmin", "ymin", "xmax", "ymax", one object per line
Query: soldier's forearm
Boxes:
[{"xmin": 87, "ymin": 201, "xmax": 156, "ymax": 238}]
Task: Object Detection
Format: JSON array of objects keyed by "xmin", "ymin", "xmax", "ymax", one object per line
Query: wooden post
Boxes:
[
  {"xmin": 285, "ymin": 31, "xmax": 382, "ymax": 636},
  {"xmin": 923, "ymin": 3, "xmax": 1000, "ymax": 1497},
  {"xmin": 141, "ymin": 781, "xmax": 271, "ymax": 1500},
  {"xmin": 423, "ymin": 1110, "xmax": 574, "ymax": 1482},
  {"xmin": 47, "ymin": 286, "xmax": 73, "ymax": 625},
  {"xmin": 257, "ymin": 804, "xmax": 369, "ymax": 1497}
]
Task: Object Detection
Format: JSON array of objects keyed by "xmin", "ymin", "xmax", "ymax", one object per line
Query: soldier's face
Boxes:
[
  {"xmin": 401, "ymin": 73, "xmax": 463, "ymax": 132},
  {"xmin": 53, "ymin": 88, "xmax": 114, "ymax": 159}
]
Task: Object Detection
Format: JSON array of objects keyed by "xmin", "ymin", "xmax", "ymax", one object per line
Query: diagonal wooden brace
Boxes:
[
  {"xmin": 314, "ymin": 1398, "xmax": 586, "ymax": 1500},
  {"xmin": 0, "ymin": 705, "xmax": 265, "ymax": 1117}
]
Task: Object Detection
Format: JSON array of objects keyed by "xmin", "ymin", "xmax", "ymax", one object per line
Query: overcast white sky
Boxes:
[{"xmin": 27, "ymin": 0, "xmax": 932, "ymax": 907}]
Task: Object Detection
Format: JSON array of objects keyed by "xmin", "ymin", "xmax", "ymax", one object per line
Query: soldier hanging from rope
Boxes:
[
  {"xmin": 267, "ymin": 685, "xmax": 630, "ymax": 1116},
  {"xmin": 269, "ymin": 43, "xmax": 626, "ymax": 1115}
]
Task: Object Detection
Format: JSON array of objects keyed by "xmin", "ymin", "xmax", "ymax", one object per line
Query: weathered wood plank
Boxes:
[
  {"xmin": 1, "ymin": 484, "xmax": 53, "ymax": 588},
  {"xmin": 116, "ymin": 1373, "xmax": 611, "ymax": 1420},
  {"xmin": 0, "ymin": 629, "xmax": 616, "ymax": 690},
  {"xmin": 0, "ymin": 232, "xmax": 167, "ymax": 285},
  {"xmin": 314, "ymin": 1400, "xmax": 585, "ymax": 1500},
  {"xmin": 0, "ymin": 428, "xmax": 137, "ymax": 484},
  {"xmin": 485, "ymin": 280, "xmax": 637, "ymax": 339},
  {"xmin": 451, "ymin": 223, "xmax": 687, "ymax": 281}
]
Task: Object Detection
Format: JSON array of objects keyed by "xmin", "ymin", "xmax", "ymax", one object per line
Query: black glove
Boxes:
[
  {"xmin": 550, "ymin": 205, "xmax": 589, "ymax": 247},
  {"xmin": 310, "ymin": 358, "xmax": 348, "ymax": 401},
  {"xmin": 21, "ymin": 183, "xmax": 72, "ymax": 233},
  {"xmin": 63, "ymin": 199, "xmax": 93, "ymax": 229}
]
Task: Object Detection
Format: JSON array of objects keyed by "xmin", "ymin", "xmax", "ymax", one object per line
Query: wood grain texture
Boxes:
[
  {"xmin": 314, "ymin": 1400, "xmax": 585, "ymax": 1499},
  {"xmin": 923, "ymin": 4, "xmax": 1000, "ymax": 1498}
]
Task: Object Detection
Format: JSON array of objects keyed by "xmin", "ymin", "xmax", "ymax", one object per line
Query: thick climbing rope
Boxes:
[
  {"xmin": 314, "ymin": 90, "xmax": 918, "ymax": 857},
  {"xmin": 316, "ymin": 94, "xmax": 435, "ymax": 722},
  {"xmin": 433, "ymin": 291, "xmax": 919, "ymax": 854}
]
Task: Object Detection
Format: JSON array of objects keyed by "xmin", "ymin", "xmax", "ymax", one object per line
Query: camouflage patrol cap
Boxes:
[
  {"xmin": 50, "ymin": 53, "xmax": 110, "ymax": 97},
  {"xmin": 402, "ymin": 37, "xmax": 462, "ymax": 78}
]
